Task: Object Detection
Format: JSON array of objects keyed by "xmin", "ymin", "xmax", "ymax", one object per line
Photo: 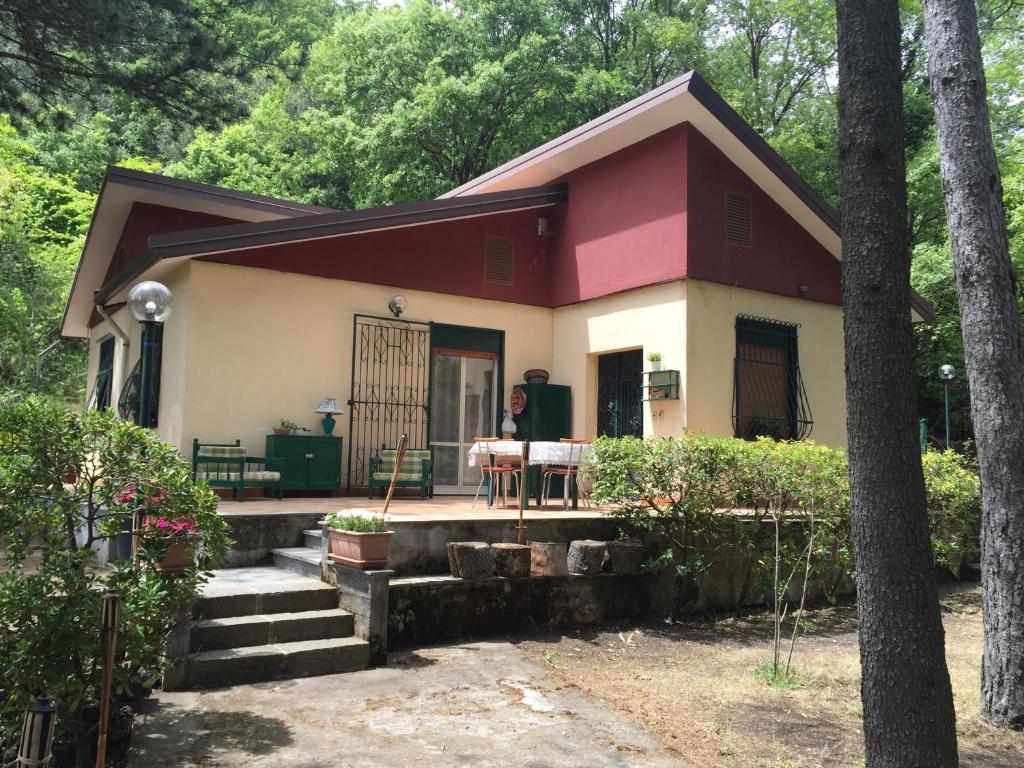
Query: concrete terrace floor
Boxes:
[
  {"xmin": 216, "ymin": 494, "xmax": 607, "ymax": 521},
  {"xmin": 129, "ymin": 641, "xmax": 687, "ymax": 768}
]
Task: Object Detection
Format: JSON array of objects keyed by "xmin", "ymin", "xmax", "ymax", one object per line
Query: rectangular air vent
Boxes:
[
  {"xmin": 727, "ymin": 193, "xmax": 752, "ymax": 247},
  {"xmin": 485, "ymin": 236, "xmax": 514, "ymax": 285}
]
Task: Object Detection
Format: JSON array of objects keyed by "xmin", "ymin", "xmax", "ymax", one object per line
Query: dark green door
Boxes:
[
  {"xmin": 306, "ymin": 437, "xmax": 341, "ymax": 489},
  {"xmin": 267, "ymin": 435, "xmax": 311, "ymax": 489},
  {"xmin": 597, "ymin": 350, "xmax": 643, "ymax": 437}
]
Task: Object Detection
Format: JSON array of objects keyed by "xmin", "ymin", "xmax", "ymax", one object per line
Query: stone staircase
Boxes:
[
  {"xmin": 271, "ymin": 527, "xmax": 324, "ymax": 578},
  {"xmin": 170, "ymin": 566, "xmax": 368, "ymax": 689}
]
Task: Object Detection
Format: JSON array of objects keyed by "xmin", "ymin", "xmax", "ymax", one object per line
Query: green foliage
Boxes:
[
  {"xmin": 0, "ymin": 396, "xmax": 230, "ymax": 754},
  {"xmin": 325, "ymin": 512, "xmax": 390, "ymax": 533},
  {"xmin": 921, "ymin": 450, "xmax": 981, "ymax": 575},
  {"xmin": 753, "ymin": 660, "xmax": 803, "ymax": 690}
]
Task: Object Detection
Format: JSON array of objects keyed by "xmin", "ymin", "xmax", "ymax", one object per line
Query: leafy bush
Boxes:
[
  {"xmin": 325, "ymin": 512, "xmax": 390, "ymax": 533},
  {"xmin": 921, "ymin": 450, "xmax": 980, "ymax": 575},
  {"xmin": 0, "ymin": 395, "xmax": 230, "ymax": 764}
]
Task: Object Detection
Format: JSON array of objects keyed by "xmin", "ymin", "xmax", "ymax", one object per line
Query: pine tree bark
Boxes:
[
  {"xmin": 836, "ymin": 1, "xmax": 959, "ymax": 764},
  {"xmin": 922, "ymin": 0, "xmax": 1024, "ymax": 730}
]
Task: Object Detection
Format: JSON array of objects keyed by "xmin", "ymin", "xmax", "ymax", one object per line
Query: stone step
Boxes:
[
  {"xmin": 185, "ymin": 636, "xmax": 370, "ymax": 689},
  {"xmin": 303, "ymin": 528, "xmax": 323, "ymax": 549},
  {"xmin": 198, "ymin": 576, "xmax": 336, "ymax": 619},
  {"xmin": 190, "ymin": 609, "xmax": 354, "ymax": 652},
  {"xmin": 272, "ymin": 546, "xmax": 322, "ymax": 579}
]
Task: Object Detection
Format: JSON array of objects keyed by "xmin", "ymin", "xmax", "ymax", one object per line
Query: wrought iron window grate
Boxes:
[
  {"xmin": 732, "ymin": 314, "xmax": 812, "ymax": 440},
  {"xmin": 118, "ymin": 325, "xmax": 162, "ymax": 426}
]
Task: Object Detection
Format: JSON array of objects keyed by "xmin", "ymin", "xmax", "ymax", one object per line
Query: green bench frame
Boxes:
[
  {"xmin": 191, "ymin": 439, "xmax": 284, "ymax": 502},
  {"xmin": 368, "ymin": 444, "xmax": 434, "ymax": 499}
]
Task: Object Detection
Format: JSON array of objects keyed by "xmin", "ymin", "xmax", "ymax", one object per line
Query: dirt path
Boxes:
[{"xmin": 517, "ymin": 583, "xmax": 1024, "ymax": 767}]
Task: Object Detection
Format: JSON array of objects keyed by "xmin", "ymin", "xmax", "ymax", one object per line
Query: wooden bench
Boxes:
[
  {"xmin": 191, "ymin": 439, "xmax": 284, "ymax": 502},
  {"xmin": 368, "ymin": 445, "xmax": 434, "ymax": 499}
]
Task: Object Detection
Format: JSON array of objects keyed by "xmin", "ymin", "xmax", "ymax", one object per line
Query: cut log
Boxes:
[
  {"xmin": 448, "ymin": 542, "xmax": 493, "ymax": 579},
  {"xmin": 606, "ymin": 538, "xmax": 645, "ymax": 575},
  {"xmin": 492, "ymin": 543, "xmax": 531, "ymax": 579},
  {"xmin": 567, "ymin": 539, "xmax": 607, "ymax": 576},
  {"xmin": 530, "ymin": 541, "xmax": 568, "ymax": 577}
]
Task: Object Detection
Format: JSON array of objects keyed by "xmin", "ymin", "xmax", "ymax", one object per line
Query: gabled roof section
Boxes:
[
  {"xmin": 61, "ymin": 167, "xmax": 337, "ymax": 337},
  {"xmin": 91, "ymin": 183, "xmax": 568, "ymax": 307},
  {"xmin": 441, "ymin": 70, "xmax": 934, "ymax": 322}
]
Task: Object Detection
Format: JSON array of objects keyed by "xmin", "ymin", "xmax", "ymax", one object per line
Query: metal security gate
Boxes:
[
  {"xmin": 346, "ymin": 315, "xmax": 431, "ymax": 492},
  {"xmin": 597, "ymin": 349, "xmax": 643, "ymax": 438}
]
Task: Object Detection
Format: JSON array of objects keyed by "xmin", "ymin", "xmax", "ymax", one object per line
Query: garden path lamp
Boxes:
[
  {"xmin": 17, "ymin": 695, "xmax": 56, "ymax": 767},
  {"xmin": 939, "ymin": 363, "xmax": 956, "ymax": 449},
  {"xmin": 95, "ymin": 589, "xmax": 120, "ymax": 768},
  {"xmin": 315, "ymin": 397, "xmax": 343, "ymax": 435},
  {"xmin": 127, "ymin": 281, "xmax": 174, "ymax": 429}
]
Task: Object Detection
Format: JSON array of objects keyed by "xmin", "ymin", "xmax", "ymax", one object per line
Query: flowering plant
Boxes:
[{"xmin": 143, "ymin": 514, "xmax": 200, "ymax": 540}]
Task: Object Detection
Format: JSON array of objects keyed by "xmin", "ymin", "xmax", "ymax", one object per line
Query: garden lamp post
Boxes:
[
  {"xmin": 126, "ymin": 281, "xmax": 174, "ymax": 428},
  {"xmin": 939, "ymin": 363, "xmax": 956, "ymax": 449},
  {"xmin": 17, "ymin": 695, "xmax": 56, "ymax": 767}
]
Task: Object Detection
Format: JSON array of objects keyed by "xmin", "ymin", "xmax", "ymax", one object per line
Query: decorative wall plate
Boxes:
[{"xmin": 510, "ymin": 385, "xmax": 527, "ymax": 415}]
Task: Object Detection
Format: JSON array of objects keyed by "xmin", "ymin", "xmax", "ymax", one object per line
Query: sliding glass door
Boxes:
[{"xmin": 430, "ymin": 351, "xmax": 497, "ymax": 494}]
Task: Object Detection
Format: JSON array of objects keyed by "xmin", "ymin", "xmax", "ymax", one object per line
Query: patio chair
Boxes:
[
  {"xmin": 472, "ymin": 437, "xmax": 520, "ymax": 508},
  {"xmin": 540, "ymin": 438, "xmax": 588, "ymax": 510},
  {"xmin": 191, "ymin": 439, "xmax": 284, "ymax": 502},
  {"xmin": 368, "ymin": 444, "xmax": 434, "ymax": 499}
]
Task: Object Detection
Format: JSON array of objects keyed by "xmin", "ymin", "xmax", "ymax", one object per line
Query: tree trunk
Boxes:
[
  {"xmin": 567, "ymin": 540, "xmax": 607, "ymax": 576},
  {"xmin": 447, "ymin": 542, "xmax": 492, "ymax": 579},
  {"xmin": 922, "ymin": 0, "xmax": 1024, "ymax": 730},
  {"xmin": 836, "ymin": 1, "xmax": 960, "ymax": 765},
  {"xmin": 530, "ymin": 542, "xmax": 568, "ymax": 577},
  {"xmin": 491, "ymin": 543, "xmax": 531, "ymax": 578}
]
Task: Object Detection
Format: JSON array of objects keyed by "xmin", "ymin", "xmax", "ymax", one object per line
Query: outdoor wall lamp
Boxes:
[
  {"xmin": 127, "ymin": 280, "xmax": 173, "ymax": 429},
  {"xmin": 388, "ymin": 294, "xmax": 407, "ymax": 318},
  {"xmin": 939, "ymin": 363, "xmax": 956, "ymax": 449}
]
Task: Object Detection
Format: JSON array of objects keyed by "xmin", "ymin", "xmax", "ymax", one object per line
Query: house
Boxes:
[{"xmin": 61, "ymin": 71, "xmax": 932, "ymax": 495}]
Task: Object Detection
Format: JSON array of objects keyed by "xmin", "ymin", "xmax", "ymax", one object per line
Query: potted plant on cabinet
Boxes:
[
  {"xmin": 325, "ymin": 512, "xmax": 393, "ymax": 569},
  {"xmin": 646, "ymin": 351, "xmax": 663, "ymax": 372},
  {"xmin": 273, "ymin": 418, "xmax": 309, "ymax": 436}
]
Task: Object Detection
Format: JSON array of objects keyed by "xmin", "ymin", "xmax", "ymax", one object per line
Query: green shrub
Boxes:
[
  {"xmin": 0, "ymin": 395, "xmax": 230, "ymax": 763},
  {"xmin": 325, "ymin": 511, "xmax": 390, "ymax": 533},
  {"xmin": 921, "ymin": 449, "xmax": 980, "ymax": 575}
]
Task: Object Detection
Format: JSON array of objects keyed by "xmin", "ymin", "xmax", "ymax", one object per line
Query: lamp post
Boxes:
[
  {"xmin": 17, "ymin": 695, "xmax": 56, "ymax": 767},
  {"xmin": 126, "ymin": 281, "xmax": 174, "ymax": 428},
  {"xmin": 939, "ymin": 363, "xmax": 956, "ymax": 449}
]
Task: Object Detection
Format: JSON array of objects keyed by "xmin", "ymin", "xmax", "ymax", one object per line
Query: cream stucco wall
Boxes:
[
  {"xmin": 181, "ymin": 262, "xmax": 554, "ymax": 486},
  {"xmin": 551, "ymin": 281, "xmax": 687, "ymax": 439},
  {"xmin": 685, "ymin": 280, "xmax": 847, "ymax": 448}
]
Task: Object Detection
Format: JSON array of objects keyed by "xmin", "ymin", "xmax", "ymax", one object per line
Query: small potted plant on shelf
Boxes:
[
  {"xmin": 274, "ymin": 418, "xmax": 308, "ymax": 436},
  {"xmin": 324, "ymin": 511, "xmax": 393, "ymax": 570},
  {"xmin": 646, "ymin": 351, "xmax": 663, "ymax": 372}
]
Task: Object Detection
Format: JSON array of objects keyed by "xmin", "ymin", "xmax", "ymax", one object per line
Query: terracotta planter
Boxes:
[
  {"xmin": 154, "ymin": 540, "xmax": 194, "ymax": 574},
  {"xmin": 273, "ymin": 427, "xmax": 293, "ymax": 436},
  {"xmin": 327, "ymin": 528, "xmax": 393, "ymax": 570}
]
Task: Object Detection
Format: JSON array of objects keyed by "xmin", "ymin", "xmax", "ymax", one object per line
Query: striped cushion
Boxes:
[
  {"xmin": 198, "ymin": 445, "xmax": 246, "ymax": 457},
  {"xmin": 372, "ymin": 472, "xmax": 423, "ymax": 482},
  {"xmin": 249, "ymin": 471, "xmax": 281, "ymax": 482}
]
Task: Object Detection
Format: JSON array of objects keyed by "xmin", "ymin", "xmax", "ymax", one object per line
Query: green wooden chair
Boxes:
[
  {"xmin": 368, "ymin": 444, "xmax": 434, "ymax": 499},
  {"xmin": 191, "ymin": 439, "xmax": 284, "ymax": 502}
]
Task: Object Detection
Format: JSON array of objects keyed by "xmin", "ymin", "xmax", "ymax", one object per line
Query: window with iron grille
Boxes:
[
  {"xmin": 93, "ymin": 336, "xmax": 115, "ymax": 410},
  {"xmin": 732, "ymin": 315, "xmax": 812, "ymax": 440},
  {"xmin": 118, "ymin": 324, "xmax": 162, "ymax": 426}
]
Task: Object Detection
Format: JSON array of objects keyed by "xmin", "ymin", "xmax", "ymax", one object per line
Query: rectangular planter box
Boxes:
[{"xmin": 328, "ymin": 528, "xmax": 393, "ymax": 569}]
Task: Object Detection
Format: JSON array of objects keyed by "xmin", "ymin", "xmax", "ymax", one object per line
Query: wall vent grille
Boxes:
[
  {"xmin": 485, "ymin": 236, "xmax": 514, "ymax": 285},
  {"xmin": 726, "ymin": 194, "xmax": 752, "ymax": 247}
]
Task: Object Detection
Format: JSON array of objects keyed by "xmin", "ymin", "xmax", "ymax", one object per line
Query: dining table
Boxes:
[{"xmin": 466, "ymin": 440, "xmax": 594, "ymax": 510}]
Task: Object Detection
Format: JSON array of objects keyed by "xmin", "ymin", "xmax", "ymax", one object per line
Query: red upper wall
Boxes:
[
  {"xmin": 549, "ymin": 125, "xmax": 688, "ymax": 306},
  {"xmin": 685, "ymin": 124, "xmax": 841, "ymax": 306},
  {"xmin": 201, "ymin": 206, "xmax": 556, "ymax": 306}
]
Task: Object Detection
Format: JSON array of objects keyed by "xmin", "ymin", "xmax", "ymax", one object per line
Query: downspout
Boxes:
[{"xmin": 94, "ymin": 297, "xmax": 131, "ymax": 408}]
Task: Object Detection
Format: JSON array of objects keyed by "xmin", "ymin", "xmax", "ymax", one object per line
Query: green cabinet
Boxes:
[{"xmin": 265, "ymin": 434, "xmax": 342, "ymax": 494}]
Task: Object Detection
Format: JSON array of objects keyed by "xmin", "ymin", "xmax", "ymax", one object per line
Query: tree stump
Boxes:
[
  {"xmin": 447, "ymin": 542, "xmax": 493, "ymax": 579},
  {"xmin": 606, "ymin": 538, "xmax": 645, "ymax": 575},
  {"xmin": 567, "ymin": 539, "xmax": 607, "ymax": 576},
  {"xmin": 492, "ymin": 543, "xmax": 531, "ymax": 578},
  {"xmin": 530, "ymin": 542, "xmax": 568, "ymax": 577}
]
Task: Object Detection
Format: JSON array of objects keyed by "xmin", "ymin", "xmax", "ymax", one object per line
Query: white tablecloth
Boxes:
[{"xmin": 466, "ymin": 440, "xmax": 593, "ymax": 467}]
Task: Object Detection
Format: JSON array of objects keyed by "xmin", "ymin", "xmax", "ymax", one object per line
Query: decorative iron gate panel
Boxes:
[
  {"xmin": 597, "ymin": 350, "xmax": 643, "ymax": 438},
  {"xmin": 346, "ymin": 315, "xmax": 431, "ymax": 492}
]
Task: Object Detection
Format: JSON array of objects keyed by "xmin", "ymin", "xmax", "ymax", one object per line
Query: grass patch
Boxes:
[{"xmin": 754, "ymin": 661, "xmax": 803, "ymax": 690}]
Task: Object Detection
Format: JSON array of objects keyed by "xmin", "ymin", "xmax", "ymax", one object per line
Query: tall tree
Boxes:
[
  {"xmin": 922, "ymin": 0, "xmax": 1024, "ymax": 729},
  {"xmin": 835, "ymin": 0, "xmax": 960, "ymax": 765}
]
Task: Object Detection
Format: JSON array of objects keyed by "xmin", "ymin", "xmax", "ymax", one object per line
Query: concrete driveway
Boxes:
[{"xmin": 129, "ymin": 640, "xmax": 686, "ymax": 768}]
